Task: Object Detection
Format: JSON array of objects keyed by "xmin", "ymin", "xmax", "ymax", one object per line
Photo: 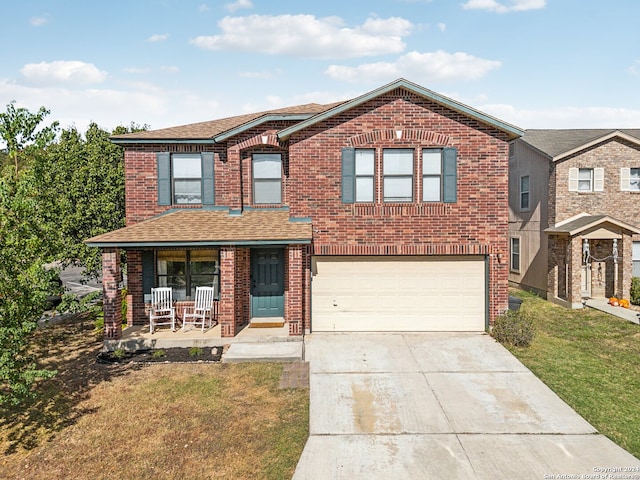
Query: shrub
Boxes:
[
  {"xmin": 189, "ymin": 347, "xmax": 203, "ymax": 357},
  {"xmin": 631, "ymin": 277, "xmax": 640, "ymax": 306},
  {"xmin": 152, "ymin": 349, "xmax": 166, "ymax": 358},
  {"xmin": 492, "ymin": 309, "xmax": 535, "ymax": 347}
]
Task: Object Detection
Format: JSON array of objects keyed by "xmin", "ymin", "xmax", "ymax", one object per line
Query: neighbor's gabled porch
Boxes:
[{"xmin": 85, "ymin": 209, "xmax": 312, "ymax": 344}]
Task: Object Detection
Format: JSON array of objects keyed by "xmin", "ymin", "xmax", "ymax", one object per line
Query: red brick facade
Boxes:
[{"xmin": 100, "ymin": 84, "xmax": 515, "ymax": 339}]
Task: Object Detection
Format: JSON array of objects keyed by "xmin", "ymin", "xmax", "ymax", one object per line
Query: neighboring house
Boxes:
[
  {"xmin": 509, "ymin": 129, "xmax": 640, "ymax": 308},
  {"xmin": 87, "ymin": 78, "xmax": 523, "ymax": 340}
]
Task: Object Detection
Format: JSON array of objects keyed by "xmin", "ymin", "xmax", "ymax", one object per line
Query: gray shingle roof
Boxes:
[{"xmin": 522, "ymin": 129, "xmax": 640, "ymax": 158}]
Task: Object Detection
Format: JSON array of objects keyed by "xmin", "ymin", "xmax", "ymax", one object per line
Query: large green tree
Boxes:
[
  {"xmin": 0, "ymin": 172, "xmax": 57, "ymax": 404},
  {"xmin": 0, "ymin": 100, "xmax": 59, "ymax": 175},
  {"xmin": 33, "ymin": 123, "xmax": 144, "ymax": 277}
]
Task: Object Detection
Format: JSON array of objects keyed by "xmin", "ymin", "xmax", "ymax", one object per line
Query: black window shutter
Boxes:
[
  {"xmin": 157, "ymin": 152, "xmax": 171, "ymax": 206},
  {"xmin": 142, "ymin": 250, "xmax": 155, "ymax": 296},
  {"xmin": 443, "ymin": 147, "xmax": 458, "ymax": 203},
  {"xmin": 341, "ymin": 147, "xmax": 355, "ymax": 204},
  {"xmin": 201, "ymin": 152, "xmax": 215, "ymax": 205}
]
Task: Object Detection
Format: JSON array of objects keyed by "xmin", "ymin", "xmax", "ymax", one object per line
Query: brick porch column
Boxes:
[
  {"xmin": 620, "ymin": 235, "xmax": 633, "ymax": 300},
  {"xmin": 567, "ymin": 236, "xmax": 583, "ymax": 306},
  {"xmin": 287, "ymin": 245, "xmax": 303, "ymax": 335},
  {"xmin": 102, "ymin": 248, "xmax": 122, "ymax": 340},
  {"xmin": 126, "ymin": 250, "xmax": 146, "ymax": 325},
  {"xmin": 220, "ymin": 246, "xmax": 236, "ymax": 337}
]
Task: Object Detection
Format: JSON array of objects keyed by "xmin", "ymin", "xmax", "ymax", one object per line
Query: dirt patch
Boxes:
[{"xmin": 96, "ymin": 346, "xmax": 223, "ymax": 364}]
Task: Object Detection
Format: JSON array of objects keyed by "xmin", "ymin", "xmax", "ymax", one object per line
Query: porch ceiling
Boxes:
[
  {"xmin": 545, "ymin": 214, "xmax": 640, "ymax": 237},
  {"xmin": 85, "ymin": 209, "xmax": 312, "ymax": 247}
]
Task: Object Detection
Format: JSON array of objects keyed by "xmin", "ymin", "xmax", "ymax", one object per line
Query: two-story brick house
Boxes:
[
  {"xmin": 509, "ymin": 129, "xmax": 640, "ymax": 308},
  {"xmin": 87, "ymin": 78, "xmax": 523, "ymax": 340}
]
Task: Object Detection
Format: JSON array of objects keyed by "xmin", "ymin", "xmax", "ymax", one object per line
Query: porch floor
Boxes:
[
  {"xmin": 104, "ymin": 321, "xmax": 299, "ymax": 352},
  {"xmin": 585, "ymin": 298, "xmax": 640, "ymax": 325}
]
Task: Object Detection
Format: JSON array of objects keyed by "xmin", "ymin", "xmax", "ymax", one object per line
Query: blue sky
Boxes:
[{"xmin": 2, "ymin": 0, "xmax": 640, "ymax": 135}]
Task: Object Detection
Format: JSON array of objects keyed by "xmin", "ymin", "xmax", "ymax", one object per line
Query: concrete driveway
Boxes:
[{"xmin": 293, "ymin": 333, "xmax": 640, "ymax": 479}]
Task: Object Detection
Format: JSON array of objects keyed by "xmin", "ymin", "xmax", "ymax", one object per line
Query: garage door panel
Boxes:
[{"xmin": 312, "ymin": 256, "xmax": 485, "ymax": 332}]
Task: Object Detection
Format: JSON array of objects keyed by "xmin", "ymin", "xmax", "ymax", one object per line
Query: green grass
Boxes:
[
  {"xmin": 0, "ymin": 317, "xmax": 309, "ymax": 479},
  {"xmin": 506, "ymin": 289, "xmax": 640, "ymax": 458}
]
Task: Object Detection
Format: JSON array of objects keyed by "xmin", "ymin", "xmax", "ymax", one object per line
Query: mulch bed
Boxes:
[{"xmin": 97, "ymin": 346, "xmax": 224, "ymax": 364}]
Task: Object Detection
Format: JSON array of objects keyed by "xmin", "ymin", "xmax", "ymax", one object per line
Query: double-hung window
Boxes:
[
  {"xmin": 578, "ymin": 168, "xmax": 593, "ymax": 191},
  {"xmin": 383, "ymin": 149, "xmax": 413, "ymax": 202},
  {"xmin": 520, "ymin": 175, "xmax": 530, "ymax": 210},
  {"xmin": 569, "ymin": 167, "xmax": 603, "ymax": 192},
  {"xmin": 253, "ymin": 153, "xmax": 282, "ymax": 204},
  {"xmin": 156, "ymin": 152, "xmax": 214, "ymax": 206},
  {"xmin": 422, "ymin": 149, "xmax": 442, "ymax": 202},
  {"xmin": 621, "ymin": 168, "xmax": 640, "ymax": 191},
  {"xmin": 157, "ymin": 249, "xmax": 219, "ymax": 301},
  {"xmin": 355, "ymin": 149, "xmax": 375, "ymax": 202},
  {"xmin": 633, "ymin": 242, "xmax": 640, "ymax": 277},
  {"xmin": 510, "ymin": 238, "xmax": 520, "ymax": 272}
]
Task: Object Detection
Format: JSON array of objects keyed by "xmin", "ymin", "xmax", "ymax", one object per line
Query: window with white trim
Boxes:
[
  {"xmin": 633, "ymin": 241, "xmax": 640, "ymax": 277},
  {"xmin": 569, "ymin": 167, "xmax": 603, "ymax": 192},
  {"xmin": 252, "ymin": 153, "xmax": 282, "ymax": 204},
  {"xmin": 520, "ymin": 175, "xmax": 530, "ymax": 210},
  {"xmin": 578, "ymin": 168, "xmax": 593, "ymax": 191},
  {"xmin": 383, "ymin": 149, "xmax": 413, "ymax": 202},
  {"xmin": 510, "ymin": 238, "xmax": 520, "ymax": 272},
  {"xmin": 422, "ymin": 149, "xmax": 442, "ymax": 202},
  {"xmin": 355, "ymin": 149, "xmax": 375, "ymax": 202},
  {"xmin": 632, "ymin": 168, "xmax": 640, "ymax": 191},
  {"xmin": 173, "ymin": 154, "xmax": 202, "ymax": 204}
]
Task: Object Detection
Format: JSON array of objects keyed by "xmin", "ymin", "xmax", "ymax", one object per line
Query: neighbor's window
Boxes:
[
  {"xmin": 355, "ymin": 149, "xmax": 375, "ymax": 202},
  {"xmin": 631, "ymin": 168, "xmax": 640, "ymax": 191},
  {"xmin": 383, "ymin": 149, "xmax": 413, "ymax": 202},
  {"xmin": 510, "ymin": 238, "xmax": 520, "ymax": 272},
  {"xmin": 157, "ymin": 249, "xmax": 219, "ymax": 301},
  {"xmin": 253, "ymin": 153, "xmax": 282, "ymax": 204},
  {"xmin": 578, "ymin": 168, "xmax": 593, "ymax": 191},
  {"xmin": 173, "ymin": 154, "xmax": 202, "ymax": 204},
  {"xmin": 422, "ymin": 149, "xmax": 442, "ymax": 202},
  {"xmin": 633, "ymin": 242, "xmax": 640, "ymax": 277},
  {"xmin": 520, "ymin": 175, "xmax": 530, "ymax": 210}
]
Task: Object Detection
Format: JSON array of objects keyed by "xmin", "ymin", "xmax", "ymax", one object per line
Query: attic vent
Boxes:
[{"xmin": 395, "ymin": 130, "xmax": 402, "ymax": 139}]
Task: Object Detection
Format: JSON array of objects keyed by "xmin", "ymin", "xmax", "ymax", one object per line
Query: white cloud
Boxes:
[
  {"xmin": 238, "ymin": 69, "xmax": 282, "ymax": 80},
  {"xmin": 160, "ymin": 66, "xmax": 179, "ymax": 73},
  {"xmin": 20, "ymin": 61, "xmax": 107, "ymax": 86},
  {"xmin": 30, "ymin": 15, "xmax": 49, "ymax": 26},
  {"xmin": 462, "ymin": 0, "xmax": 546, "ymax": 13},
  {"xmin": 123, "ymin": 67, "xmax": 151, "ymax": 74},
  {"xmin": 325, "ymin": 50, "xmax": 501, "ymax": 83},
  {"xmin": 628, "ymin": 60, "xmax": 640, "ymax": 77},
  {"xmin": 190, "ymin": 14, "xmax": 412, "ymax": 59},
  {"xmin": 437, "ymin": 22, "xmax": 446, "ymax": 32},
  {"xmin": 147, "ymin": 33, "xmax": 169, "ymax": 42},
  {"xmin": 479, "ymin": 103, "xmax": 640, "ymax": 129},
  {"xmin": 225, "ymin": 0, "xmax": 253, "ymax": 12},
  {"xmin": 198, "ymin": 3, "xmax": 210, "ymax": 12}
]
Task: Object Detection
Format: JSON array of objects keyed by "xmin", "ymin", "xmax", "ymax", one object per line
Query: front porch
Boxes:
[
  {"xmin": 546, "ymin": 214, "xmax": 640, "ymax": 308},
  {"xmin": 105, "ymin": 320, "xmax": 296, "ymax": 352}
]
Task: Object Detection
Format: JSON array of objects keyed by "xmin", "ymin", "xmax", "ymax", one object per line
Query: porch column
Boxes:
[
  {"xmin": 620, "ymin": 235, "xmax": 633, "ymax": 300},
  {"xmin": 567, "ymin": 236, "xmax": 583, "ymax": 306},
  {"xmin": 102, "ymin": 248, "xmax": 122, "ymax": 340},
  {"xmin": 547, "ymin": 237, "xmax": 560, "ymax": 300},
  {"xmin": 287, "ymin": 245, "xmax": 303, "ymax": 336},
  {"xmin": 220, "ymin": 246, "xmax": 237, "ymax": 337},
  {"xmin": 126, "ymin": 250, "xmax": 146, "ymax": 325}
]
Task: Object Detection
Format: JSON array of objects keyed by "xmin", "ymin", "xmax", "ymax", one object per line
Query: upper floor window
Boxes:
[
  {"xmin": 156, "ymin": 152, "xmax": 214, "ymax": 206},
  {"xmin": 510, "ymin": 237, "xmax": 520, "ymax": 272},
  {"xmin": 633, "ymin": 241, "xmax": 640, "ymax": 277},
  {"xmin": 568, "ymin": 167, "xmax": 603, "ymax": 192},
  {"xmin": 252, "ymin": 153, "xmax": 282, "ymax": 204},
  {"xmin": 520, "ymin": 175, "xmax": 530, "ymax": 210},
  {"xmin": 341, "ymin": 147, "xmax": 457, "ymax": 204},
  {"xmin": 355, "ymin": 149, "xmax": 375, "ymax": 202},
  {"xmin": 621, "ymin": 168, "xmax": 640, "ymax": 191},
  {"xmin": 422, "ymin": 149, "xmax": 442, "ymax": 202},
  {"xmin": 383, "ymin": 149, "xmax": 413, "ymax": 202}
]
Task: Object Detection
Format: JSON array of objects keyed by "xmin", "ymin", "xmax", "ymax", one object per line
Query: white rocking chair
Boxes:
[
  {"xmin": 182, "ymin": 286, "xmax": 216, "ymax": 332},
  {"xmin": 149, "ymin": 287, "xmax": 176, "ymax": 333}
]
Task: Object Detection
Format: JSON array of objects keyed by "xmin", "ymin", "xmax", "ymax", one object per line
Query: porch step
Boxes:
[
  {"xmin": 222, "ymin": 341, "xmax": 303, "ymax": 363},
  {"xmin": 249, "ymin": 317, "xmax": 285, "ymax": 328}
]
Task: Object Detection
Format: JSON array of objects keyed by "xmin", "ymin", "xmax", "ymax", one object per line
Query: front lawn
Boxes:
[
  {"xmin": 506, "ymin": 290, "xmax": 640, "ymax": 458},
  {"xmin": 0, "ymin": 317, "xmax": 309, "ymax": 479}
]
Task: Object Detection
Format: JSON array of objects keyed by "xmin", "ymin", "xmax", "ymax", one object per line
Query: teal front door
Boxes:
[{"xmin": 251, "ymin": 248, "xmax": 285, "ymax": 318}]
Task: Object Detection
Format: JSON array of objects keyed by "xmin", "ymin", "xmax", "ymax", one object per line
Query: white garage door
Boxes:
[{"xmin": 311, "ymin": 256, "xmax": 486, "ymax": 332}]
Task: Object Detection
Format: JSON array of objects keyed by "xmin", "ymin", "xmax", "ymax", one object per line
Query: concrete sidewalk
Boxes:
[{"xmin": 294, "ymin": 333, "xmax": 640, "ymax": 479}]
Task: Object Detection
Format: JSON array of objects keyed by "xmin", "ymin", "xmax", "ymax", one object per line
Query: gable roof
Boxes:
[
  {"xmin": 279, "ymin": 78, "xmax": 524, "ymax": 141},
  {"xmin": 110, "ymin": 102, "xmax": 345, "ymax": 144},
  {"xmin": 545, "ymin": 213, "xmax": 640, "ymax": 236},
  {"xmin": 85, "ymin": 209, "xmax": 312, "ymax": 247},
  {"xmin": 521, "ymin": 129, "xmax": 640, "ymax": 161},
  {"xmin": 111, "ymin": 78, "xmax": 523, "ymax": 145}
]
